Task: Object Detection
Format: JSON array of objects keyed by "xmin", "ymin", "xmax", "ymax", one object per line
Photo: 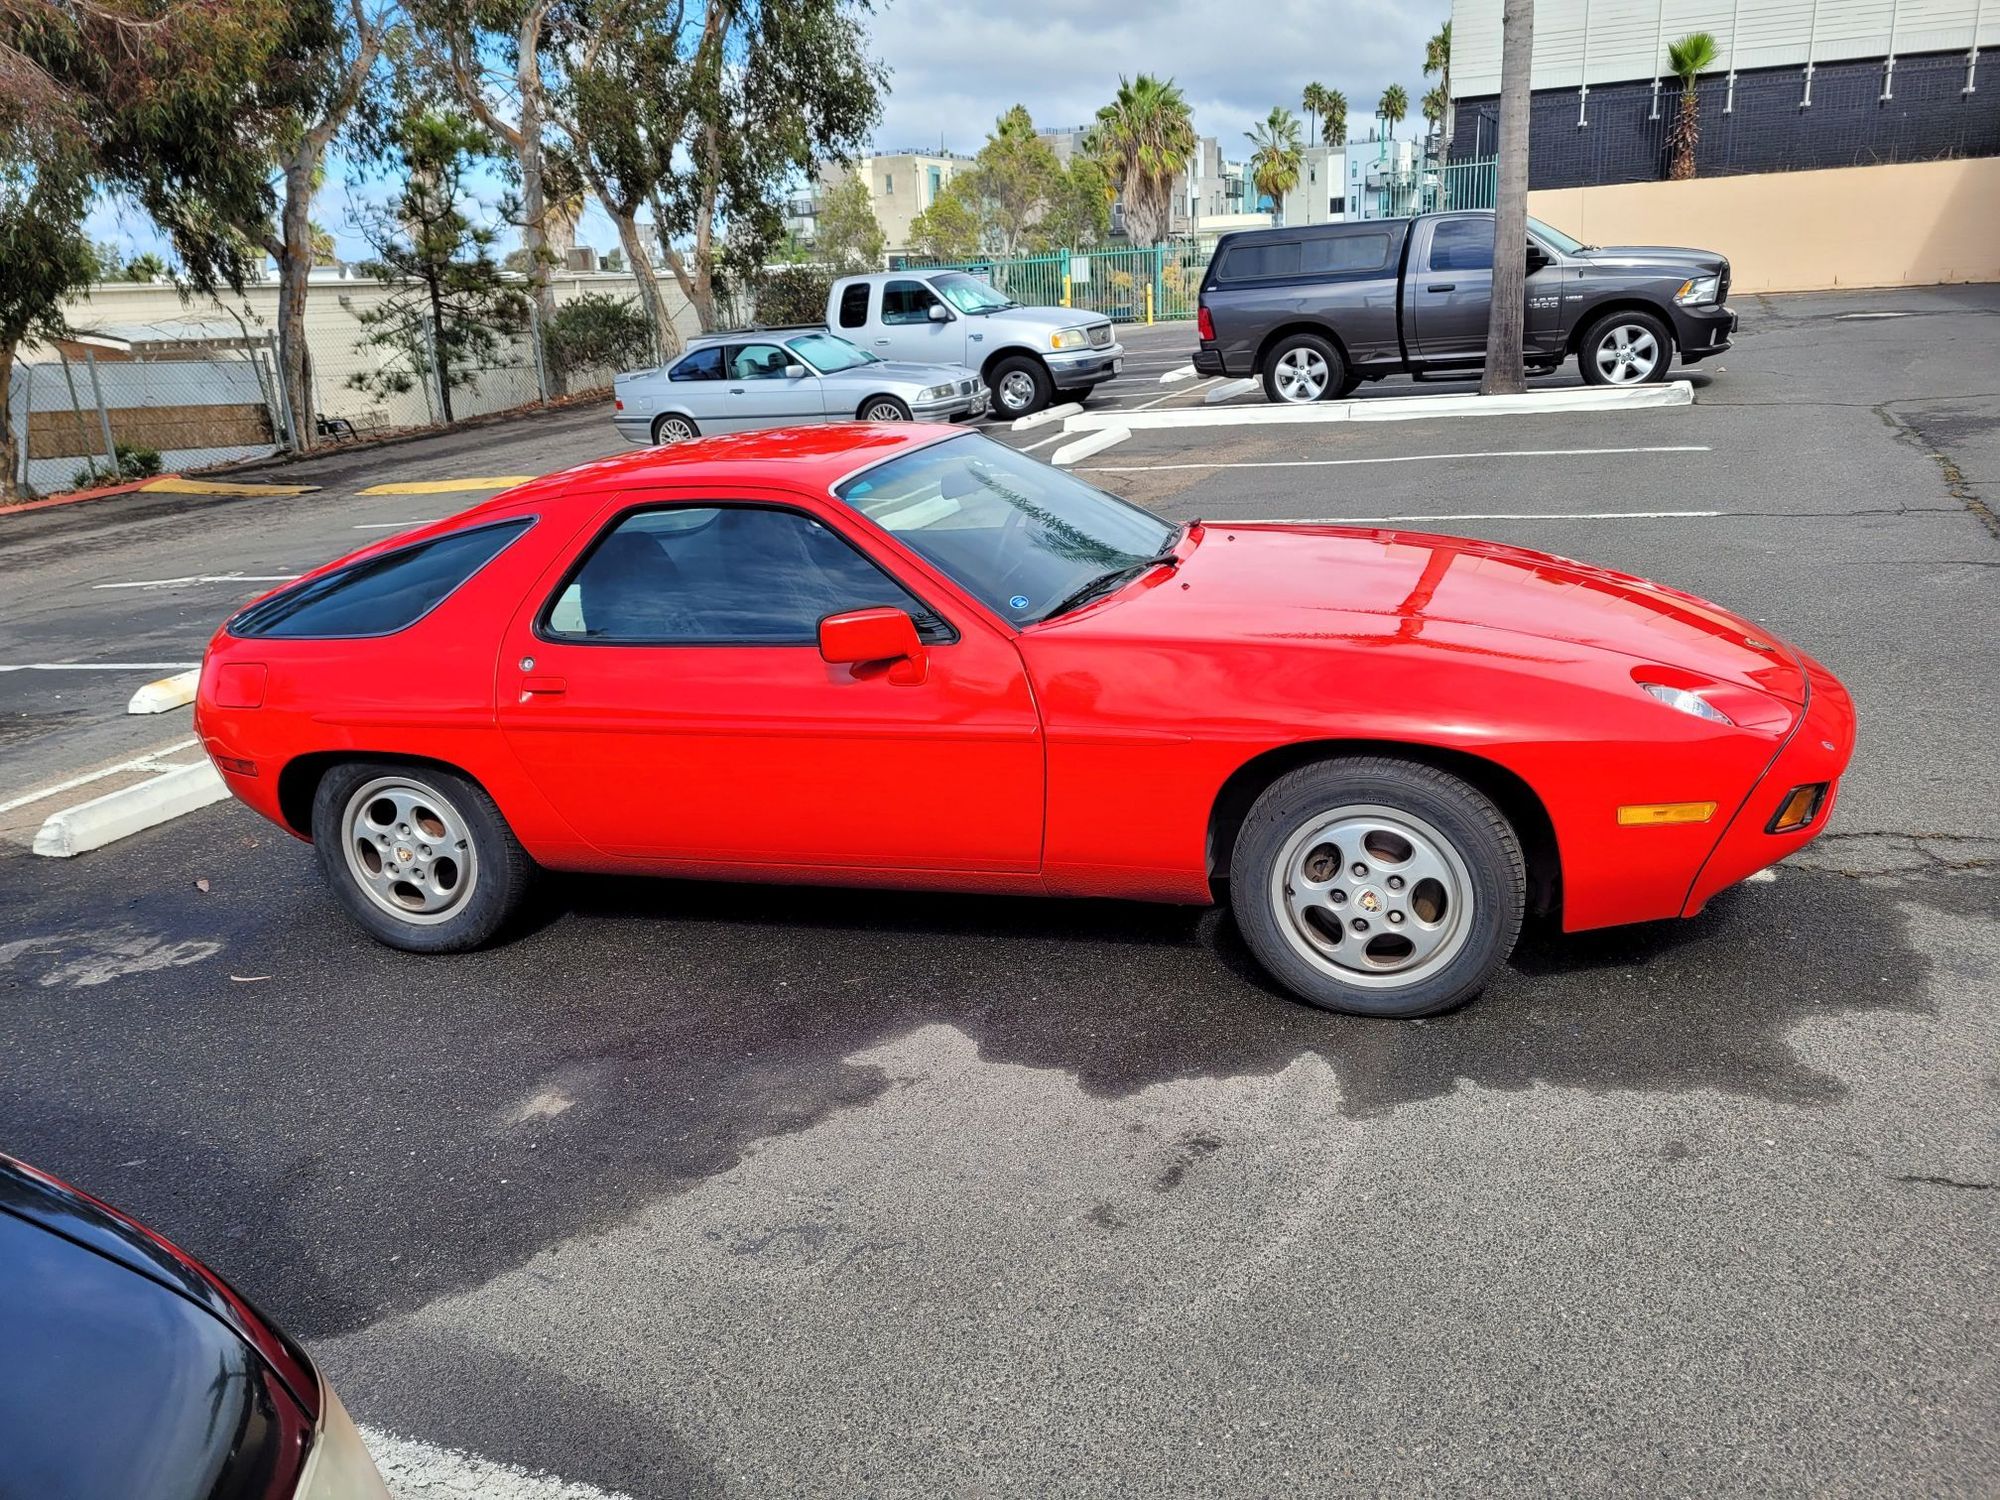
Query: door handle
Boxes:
[
  {"xmin": 728, "ymin": 386, "xmax": 745, "ymax": 394},
  {"xmin": 1427, "ymin": 283, "xmax": 1457, "ymax": 292},
  {"xmin": 873, "ymin": 339, "xmax": 890, "ymax": 346},
  {"xmin": 519, "ymin": 675, "xmax": 566, "ymax": 697}
]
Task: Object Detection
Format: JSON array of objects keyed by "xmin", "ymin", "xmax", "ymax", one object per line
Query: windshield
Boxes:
[
  {"xmin": 835, "ymin": 433, "xmax": 1175, "ymax": 622},
  {"xmin": 1528, "ymin": 216, "xmax": 1589, "ymax": 255},
  {"xmin": 932, "ymin": 272, "xmax": 1018, "ymax": 315},
  {"xmin": 787, "ymin": 331, "xmax": 878, "ymax": 373}
]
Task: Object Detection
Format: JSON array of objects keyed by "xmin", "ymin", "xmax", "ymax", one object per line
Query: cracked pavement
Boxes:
[{"xmin": 0, "ymin": 289, "xmax": 1994, "ymax": 1496}]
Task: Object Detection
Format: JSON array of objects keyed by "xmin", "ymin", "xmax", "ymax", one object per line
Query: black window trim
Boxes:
[
  {"xmin": 225, "ymin": 514, "xmax": 537, "ymax": 642},
  {"xmin": 532, "ymin": 498, "xmax": 960, "ymax": 650}
]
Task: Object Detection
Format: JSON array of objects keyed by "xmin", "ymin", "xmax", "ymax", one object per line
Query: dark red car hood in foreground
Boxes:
[{"xmin": 1056, "ymin": 523, "xmax": 1807, "ymax": 704}]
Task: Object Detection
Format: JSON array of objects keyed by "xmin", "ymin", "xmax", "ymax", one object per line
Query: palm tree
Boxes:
[
  {"xmin": 1246, "ymin": 107, "xmax": 1305, "ymax": 222},
  {"xmin": 1379, "ymin": 84, "xmax": 1409, "ymax": 138},
  {"xmin": 1421, "ymin": 85, "xmax": 1447, "ymax": 138},
  {"xmin": 1666, "ymin": 31, "xmax": 1719, "ymax": 180},
  {"xmin": 1424, "ymin": 21, "xmax": 1453, "ymax": 152},
  {"xmin": 1323, "ymin": 87, "xmax": 1347, "ymax": 146},
  {"xmin": 1302, "ymin": 81, "xmax": 1330, "ymax": 147},
  {"xmin": 1091, "ymin": 74, "xmax": 1197, "ymax": 247}
]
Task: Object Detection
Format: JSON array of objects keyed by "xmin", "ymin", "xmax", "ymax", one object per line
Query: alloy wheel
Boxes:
[
  {"xmin": 340, "ymin": 776, "xmax": 480, "ymax": 926},
  {"xmin": 1273, "ymin": 347, "xmax": 1330, "ymax": 402},
  {"xmin": 1593, "ymin": 324, "xmax": 1661, "ymax": 384},
  {"xmin": 864, "ymin": 401, "xmax": 907, "ymax": 421},
  {"xmin": 997, "ymin": 370, "xmax": 1039, "ymax": 413},
  {"xmin": 1268, "ymin": 804, "xmax": 1475, "ymax": 989},
  {"xmin": 654, "ymin": 415, "xmax": 697, "ymax": 443}
]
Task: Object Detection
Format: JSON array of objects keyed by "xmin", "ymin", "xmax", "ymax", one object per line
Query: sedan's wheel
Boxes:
[
  {"xmin": 1579, "ymin": 310, "xmax": 1671, "ymax": 386},
  {"xmin": 651, "ymin": 413, "xmax": 699, "ymax": 444},
  {"xmin": 1228, "ymin": 758, "xmax": 1524, "ymax": 1017},
  {"xmin": 1261, "ymin": 332, "xmax": 1345, "ymax": 404},
  {"xmin": 860, "ymin": 396, "xmax": 912, "ymax": 422},
  {"xmin": 311, "ymin": 761, "xmax": 532, "ymax": 953},
  {"xmin": 989, "ymin": 355, "xmax": 1052, "ymax": 418}
]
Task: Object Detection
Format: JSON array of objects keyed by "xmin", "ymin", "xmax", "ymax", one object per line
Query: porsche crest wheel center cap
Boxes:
[{"xmin": 1358, "ymin": 888, "xmax": 1383, "ymax": 914}]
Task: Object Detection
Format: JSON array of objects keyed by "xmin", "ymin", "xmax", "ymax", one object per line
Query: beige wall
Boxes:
[{"xmin": 1528, "ymin": 157, "xmax": 2000, "ymax": 295}]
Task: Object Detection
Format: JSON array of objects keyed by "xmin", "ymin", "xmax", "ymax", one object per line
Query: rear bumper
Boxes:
[
  {"xmin": 1193, "ymin": 346, "xmax": 1226, "ymax": 377},
  {"xmin": 1047, "ymin": 344, "xmax": 1123, "ymax": 390},
  {"xmin": 1671, "ymin": 302, "xmax": 1737, "ymax": 364},
  {"xmin": 611, "ymin": 414, "xmax": 653, "ymax": 447},
  {"xmin": 1680, "ymin": 650, "xmax": 1856, "ymax": 915}
]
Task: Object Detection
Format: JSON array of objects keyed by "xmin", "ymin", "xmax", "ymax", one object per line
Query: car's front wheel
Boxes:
[
  {"xmin": 859, "ymin": 396, "xmax": 912, "ymax": 422},
  {"xmin": 1228, "ymin": 758, "xmax": 1525, "ymax": 1017},
  {"xmin": 1578, "ymin": 309, "xmax": 1672, "ymax": 385},
  {"xmin": 1261, "ymin": 331, "xmax": 1346, "ymax": 404},
  {"xmin": 989, "ymin": 355, "xmax": 1052, "ymax": 419},
  {"xmin": 311, "ymin": 761, "xmax": 532, "ymax": 953},
  {"xmin": 652, "ymin": 413, "xmax": 700, "ymax": 444}
]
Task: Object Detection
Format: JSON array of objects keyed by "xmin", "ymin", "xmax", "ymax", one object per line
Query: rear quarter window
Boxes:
[
  {"xmin": 1219, "ymin": 233, "xmax": 1391, "ymax": 283},
  {"xmin": 838, "ymin": 283, "xmax": 871, "ymax": 328},
  {"xmin": 229, "ymin": 518, "xmax": 532, "ymax": 639},
  {"xmin": 1219, "ymin": 240, "xmax": 1301, "ymax": 282},
  {"xmin": 1304, "ymin": 233, "xmax": 1391, "ymax": 273}
]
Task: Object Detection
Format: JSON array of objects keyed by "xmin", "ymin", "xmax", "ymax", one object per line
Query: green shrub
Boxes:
[
  {"xmin": 70, "ymin": 442, "xmax": 164, "ymax": 489},
  {"xmin": 543, "ymin": 293, "xmax": 658, "ymax": 378},
  {"xmin": 753, "ymin": 265, "xmax": 835, "ymax": 328}
]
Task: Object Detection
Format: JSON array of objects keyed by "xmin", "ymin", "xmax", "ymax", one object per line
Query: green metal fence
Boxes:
[{"xmin": 894, "ymin": 159, "xmax": 1497, "ymax": 325}]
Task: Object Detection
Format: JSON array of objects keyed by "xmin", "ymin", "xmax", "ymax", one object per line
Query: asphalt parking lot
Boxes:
[{"xmin": 2, "ymin": 287, "xmax": 1995, "ymax": 1497}]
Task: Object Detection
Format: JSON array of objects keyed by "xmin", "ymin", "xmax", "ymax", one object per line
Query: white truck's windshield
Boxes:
[
  {"xmin": 788, "ymin": 332, "xmax": 878, "ymax": 372},
  {"xmin": 932, "ymin": 273, "xmax": 1018, "ymax": 315}
]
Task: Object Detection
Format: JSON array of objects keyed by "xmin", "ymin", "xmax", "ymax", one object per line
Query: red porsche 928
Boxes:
[{"xmin": 197, "ymin": 425, "xmax": 1854, "ymax": 1018}]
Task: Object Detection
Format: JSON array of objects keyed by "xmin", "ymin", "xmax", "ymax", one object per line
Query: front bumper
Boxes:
[
  {"xmin": 1670, "ymin": 302, "xmax": 1736, "ymax": 363},
  {"xmin": 912, "ymin": 386, "xmax": 989, "ymax": 422},
  {"xmin": 1681, "ymin": 649, "xmax": 1856, "ymax": 915},
  {"xmin": 1047, "ymin": 344, "xmax": 1124, "ymax": 390}
]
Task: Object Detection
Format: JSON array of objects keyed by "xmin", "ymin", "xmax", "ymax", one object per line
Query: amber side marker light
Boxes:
[
  {"xmin": 1767, "ymin": 783, "xmax": 1827, "ymax": 834},
  {"xmin": 1617, "ymin": 801, "xmax": 1718, "ymax": 827},
  {"xmin": 212, "ymin": 755, "xmax": 257, "ymax": 777}
]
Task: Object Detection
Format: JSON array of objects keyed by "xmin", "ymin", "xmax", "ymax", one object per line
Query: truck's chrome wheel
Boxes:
[
  {"xmin": 1269, "ymin": 804, "xmax": 1474, "ymax": 990},
  {"xmin": 1593, "ymin": 324, "xmax": 1661, "ymax": 383},
  {"xmin": 1272, "ymin": 347, "xmax": 1330, "ymax": 402},
  {"xmin": 997, "ymin": 369, "xmax": 1038, "ymax": 412},
  {"xmin": 341, "ymin": 776, "xmax": 479, "ymax": 926}
]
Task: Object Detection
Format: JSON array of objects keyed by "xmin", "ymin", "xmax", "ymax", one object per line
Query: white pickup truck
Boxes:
[{"xmin": 825, "ymin": 270, "xmax": 1124, "ymax": 419}]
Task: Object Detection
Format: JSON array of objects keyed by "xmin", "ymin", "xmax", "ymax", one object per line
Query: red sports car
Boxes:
[{"xmin": 198, "ymin": 425, "xmax": 1854, "ymax": 1017}]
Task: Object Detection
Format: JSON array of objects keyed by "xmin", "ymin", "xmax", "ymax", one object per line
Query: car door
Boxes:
[
  {"xmin": 718, "ymin": 341, "xmax": 827, "ymax": 432},
  {"xmin": 495, "ymin": 491, "xmax": 1044, "ymax": 873},
  {"xmin": 1408, "ymin": 217, "xmax": 1563, "ymax": 364},
  {"xmin": 872, "ymin": 279, "xmax": 960, "ymax": 365}
]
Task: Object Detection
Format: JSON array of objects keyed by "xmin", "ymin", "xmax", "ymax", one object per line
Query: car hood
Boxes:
[
  {"xmin": 1572, "ymin": 244, "xmax": 1727, "ymax": 276},
  {"xmin": 974, "ymin": 305, "xmax": 1109, "ymax": 336},
  {"xmin": 1051, "ymin": 524, "xmax": 1805, "ymax": 702},
  {"xmin": 821, "ymin": 360, "xmax": 975, "ymax": 389}
]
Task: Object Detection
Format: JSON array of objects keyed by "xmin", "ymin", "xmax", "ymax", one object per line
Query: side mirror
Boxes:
[
  {"xmin": 785, "ymin": 363, "xmax": 808, "ymax": 379},
  {"xmin": 926, "ymin": 303, "xmax": 950, "ymax": 323},
  {"xmin": 1526, "ymin": 244, "xmax": 1550, "ymax": 272},
  {"xmin": 818, "ymin": 606, "xmax": 927, "ymax": 685}
]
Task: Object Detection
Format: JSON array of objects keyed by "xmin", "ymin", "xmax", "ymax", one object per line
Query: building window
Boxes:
[
  {"xmin": 927, "ymin": 165, "xmax": 941, "ymax": 203},
  {"xmin": 882, "ymin": 173, "xmax": 893, "ymax": 195}
]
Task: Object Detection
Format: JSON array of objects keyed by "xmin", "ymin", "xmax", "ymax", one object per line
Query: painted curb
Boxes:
[
  {"xmin": 357, "ymin": 476, "xmax": 537, "ymax": 496},
  {"xmin": 1011, "ymin": 402, "xmax": 1083, "ymax": 432},
  {"xmin": 1158, "ymin": 365, "xmax": 1198, "ymax": 384},
  {"xmin": 127, "ymin": 667, "xmax": 200, "ymax": 715},
  {"xmin": 1051, "ymin": 427, "xmax": 1131, "ymax": 467},
  {"xmin": 1066, "ymin": 379, "xmax": 1695, "ymax": 433},
  {"xmin": 33, "ymin": 761, "xmax": 227, "ymax": 858},
  {"xmin": 1204, "ymin": 378, "xmax": 1259, "ymax": 404}
]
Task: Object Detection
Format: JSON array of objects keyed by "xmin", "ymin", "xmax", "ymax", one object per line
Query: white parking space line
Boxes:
[
  {"xmin": 0, "ymin": 662, "xmax": 200, "ymax": 672},
  {"xmin": 1238, "ymin": 510, "xmax": 1723, "ymax": 523},
  {"xmin": 362, "ymin": 1428, "xmax": 634, "ymax": 1500},
  {"xmin": 1081, "ymin": 445, "xmax": 1712, "ymax": 474},
  {"xmin": 1015, "ymin": 431, "xmax": 1070, "ymax": 454},
  {"xmin": 354, "ymin": 519, "xmax": 439, "ymax": 530},
  {"xmin": 0, "ymin": 738, "xmax": 198, "ymax": 816},
  {"xmin": 1129, "ymin": 378, "xmax": 1218, "ymax": 413},
  {"xmin": 92, "ymin": 573, "xmax": 298, "ymax": 591}
]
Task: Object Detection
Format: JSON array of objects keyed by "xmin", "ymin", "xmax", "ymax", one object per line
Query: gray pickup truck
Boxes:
[{"xmin": 1192, "ymin": 209, "xmax": 1735, "ymax": 401}]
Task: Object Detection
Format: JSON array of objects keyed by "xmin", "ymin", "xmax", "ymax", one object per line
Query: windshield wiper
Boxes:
[{"xmin": 1039, "ymin": 544, "xmax": 1183, "ymax": 622}]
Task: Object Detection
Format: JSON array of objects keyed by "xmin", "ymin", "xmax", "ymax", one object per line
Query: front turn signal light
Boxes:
[
  {"xmin": 1767, "ymin": 783, "xmax": 1826, "ymax": 833},
  {"xmin": 1617, "ymin": 801, "xmax": 1718, "ymax": 827}
]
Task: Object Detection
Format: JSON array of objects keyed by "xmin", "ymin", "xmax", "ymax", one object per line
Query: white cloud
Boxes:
[{"xmin": 865, "ymin": 0, "xmax": 1451, "ymax": 158}]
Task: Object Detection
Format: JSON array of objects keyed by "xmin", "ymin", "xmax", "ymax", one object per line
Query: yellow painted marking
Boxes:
[
  {"xmin": 1616, "ymin": 801, "xmax": 1719, "ymax": 827},
  {"xmin": 140, "ymin": 477, "xmax": 320, "ymax": 497},
  {"xmin": 357, "ymin": 476, "xmax": 537, "ymax": 495}
]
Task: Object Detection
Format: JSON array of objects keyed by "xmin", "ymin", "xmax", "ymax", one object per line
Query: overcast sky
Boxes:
[{"xmin": 86, "ymin": 0, "xmax": 1450, "ymax": 264}]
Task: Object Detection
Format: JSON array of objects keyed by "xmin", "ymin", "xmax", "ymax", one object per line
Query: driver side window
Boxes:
[
  {"xmin": 881, "ymin": 280, "xmax": 941, "ymax": 325},
  {"xmin": 727, "ymin": 343, "xmax": 792, "ymax": 380}
]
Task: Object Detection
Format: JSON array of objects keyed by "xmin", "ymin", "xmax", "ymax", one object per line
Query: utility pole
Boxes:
[{"xmin": 1482, "ymin": 0, "xmax": 1534, "ymax": 396}]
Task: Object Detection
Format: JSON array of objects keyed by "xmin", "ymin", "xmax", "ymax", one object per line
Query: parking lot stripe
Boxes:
[
  {"xmin": 1241, "ymin": 509, "xmax": 1723, "ymax": 523},
  {"xmin": 1081, "ymin": 445, "xmax": 1712, "ymax": 474},
  {"xmin": 357, "ymin": 476, "xmax": 537, "ymax": 495},
  {"xmin": 1067, "ymin": 380, "xmax": 1694, "ymax": 431},
  {"xmin": 0, "ymin": 738, "xmax": 198, "ymax": 816},
  {"xmin": 354, "ymin": 519, "xmax": 440, "ymax": 530},
  {"xmin": 361, "ymin": 1427, "xmax": 633, "ymax": 1499},
  {"xmin": 91, "ymin": 573, "xmax": 298, "ymax": 591},
  {"xmin": 0, "ymin": 662, "xmax": 200, "ymax": 672}
]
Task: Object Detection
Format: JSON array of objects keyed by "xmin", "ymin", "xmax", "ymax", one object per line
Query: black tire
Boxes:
[
  {"xmin": 1333, "ymin": 371, "xmax": 1365, "ymax": 399},
  {"xmin": 1577, "ymin": 309, "xmax": 1672, "ymax": 386},
  {"xmin": 989, "ymin": 355, "xmax": 1053, "ymax": 418},
  {"xmin": 651, "ymin": 412, "xmax": 700, "ymax": 444},
  {"xmin": 1227, "ymin": 757, "xmax": 1525, "ymax": 1018},
  {"xmin": 1260, "ymin": 331, "xmax": 1346, "ymax": 404},
  {"xmin": 310, "ymin": 760, "xmax": 534, "ymax": 954},
  {"xmin": 857, "ymin": 395, "xmax": 912, "ymax": 422}
]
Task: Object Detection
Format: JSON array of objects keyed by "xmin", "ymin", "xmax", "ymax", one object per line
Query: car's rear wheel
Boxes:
[
  {"xmin": 859, "ymin": 396, "xmax": 912, "ymax": 422},
  {"xmin": 652, "ymin": 413, "xmax": 699, "ymax": 444},
  {"xmin": 989, "ymin": 355, "xmax": 1052, "ymax": 418},
  {"xmin": 1261, "ymin": 332, "xmax": 1345, "ymax": 404},
  {"xmin": 311, "ymin": 761, "xmax": 532, "ymax": 953},
  {"xmin": 1578, "ymin": 310, "xmax": 1671, "ymax": 385},
  {"xmin": 1228, "ymin": 758, "xmax": 1525, "ymax": 1017}
]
